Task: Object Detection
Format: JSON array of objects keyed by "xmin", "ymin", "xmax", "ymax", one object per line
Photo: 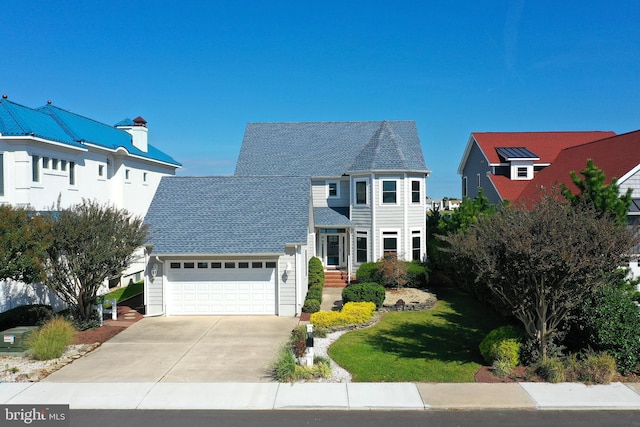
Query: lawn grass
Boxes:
[
  {"xmin": 102, "ymin": 280, "xmax": 143, "ymax": 304},
  {"xmin": 328, "ymin": 288, "xmax": 505, "ymax": 382}
]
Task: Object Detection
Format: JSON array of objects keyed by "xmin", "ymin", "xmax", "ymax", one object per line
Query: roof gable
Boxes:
[
  {"xmin": 234, "ymin": 121, "xmax": 428, "ymax": 177},
  {"xmin": 144, "ymin": 176, "xmax": 311, "ymax": 255}
]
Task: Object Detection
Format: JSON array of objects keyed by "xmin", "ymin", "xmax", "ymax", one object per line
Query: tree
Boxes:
[
  {"xmin": 0, "ymin": 205, "xmax": 51, "ymax": 283},
  {"xmin": 43, "ymin": 200, "xmax": 148, "ymax": 323},
  {"xmin": 443, "ymin": 190, "xmax": 639, "ymax": 359},
  {"xmin": 377, "ymin": 254, "xmax": 408, "ymax": 289},
  {"xmin": 561, "ymin": 159, "xmax": 632, "ymax": 225}
]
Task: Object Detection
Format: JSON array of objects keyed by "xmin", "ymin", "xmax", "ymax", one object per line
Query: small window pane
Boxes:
[
  {"xmin": 184, "ymin": 262, "xmax": 195, "ymax": 269},
  {"xmin": 211, "ymin": 262, "xmax": 222, "ymax": 269},
  {"xmin": 412, "ymin": 181, "xmax": 420, "ymax": 203},
  {"xmin": 357, "ymin": 236, "xmax": 367, "ymax": 263},
  {"xmin": 32, "ymin": 155, "xmax": 40, "ymax": 182},
  {"xmin": 328, "ymin": 182, "xmax": 338, "ymax": 197},
  {"xmin": 356, "ymin": 181, "xmax": 367, "ymax": 204},
  {"xmin": 225, "ymin": 262, "xmax": 236, "ymax": 268},
  {"xmin": 170, "ymin": 262, "xmax": 181, "ymax": 269},
  {"xmin": 61, "ymin": 160, "xmax": 67, "ymax": 171},
  {"xmin": 52, "ymin": 159, "xmax": 59, "ymax": 170},
  {"xmin": 382, "ymin": 181, "xmax": 396, "ymax": 203},
  {"xmin": 239, "ymin": 262, "xmax": 249, "ymax": 269},
  {"xmin": 252, "ymin": 262, "xmax": 263, "ymax": 268},
  {"xmin": 99, "ymin": 165, "xmax": 104, "ymax": 177},
  {"xmin": 43, "ymin": 157, "xmax": 50, "ymax": 169},
  {"xmin": 266, "ymin": 262, "xmax": 277, "ymax": 268},
  {"xmin": 197, "ymin": 262, "xmax": 208, "ymax": 268},
  {"xmin": 69, "ymin": 162, "xmax": 75, "ymax": 185},
  {"xmin": 412, "ymin": 236, "xmax": 421, "ymax": 261}
]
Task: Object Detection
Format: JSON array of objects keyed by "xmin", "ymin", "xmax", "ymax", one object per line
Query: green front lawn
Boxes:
[
  {"xmin": 328, "ymin": 288, "xmax": 505, "ymax": 382},
  {"xmin": 102, "ymin": 280, "xmax": 144, "ymax": 304}
]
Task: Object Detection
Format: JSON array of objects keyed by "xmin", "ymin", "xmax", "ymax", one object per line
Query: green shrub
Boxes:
[
  {"xmin": 0, "ymin": 304, "xmax": 54, "ymax": 331},
  {"xmin": 308, "ymin": 257, "xmax": 325, "ymax": 287},
  {"xmin": 535, "ymin": 357, "xmax": 565, "ymax": 383},
  {"xmin": 492, "ymin": 358, "xmax": 514, "ymax": 378},
  {"xmin": 310, "ymin": 302, "xmax": 376, "ymax": 328},
  {"xmin": 479, "ymin": 325, "xmax": 522, "ymax": 365},
  {"xmin": 26, "ymin": 317, "xmax": 76, "ymax": 360},
  {"xmin": 342, "ymin": 282, "xmax": 386, "ymax": 308},
  {"xmin": 566, "ymin": 285, "xmax": 640, "ymax": 373},
  {"xmin": 406, "ymin": 261, "xmax": 429, "ymax": 288},
  {"xmin": 580, "ymin": 352, "xmax": 617, "ymax": 384},
  {"xmin": 356, "ymin": 262, "xmax": 382, "ymax": 283},
  {"xmin": 306, "ymin": 285, "xmax": 323, "ymax": 302},
  {"xmin": 302, "ymin": 299, "xmax": 321, "ymax": 313}
]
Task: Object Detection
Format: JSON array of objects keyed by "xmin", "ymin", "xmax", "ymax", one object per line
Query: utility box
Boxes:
[{"xmin": 0, "ymin": 326, "xmax": 37, "ymax": 352}]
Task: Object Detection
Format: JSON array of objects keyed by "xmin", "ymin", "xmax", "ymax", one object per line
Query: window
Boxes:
[
  {"xmin": 211, "ymin": 262, "xmax": 222, "ymax": 269},
  {"xmin": 98, "ymin": 165, "xmax": 104, "ymax": 177},
  {"xmin": 266, "ymin": 261, "xmax": 277, "ymax": 268},
  {"xmin": 382, "ymin": 180, "xmax": 397, "ymax": 204},
  {"xmin": 355, "ymin": 181, "xmax": 367, "ymax": 205},
  {"xmin": 382, "ymin": 231, "xmax": 398, "ymax": 257},
  {"xmin": 225, "ymin": 262, "xmax": 236, "ymax": 268},
  {"xmin": 356, "ymin": 233, "xmax": 368, "ymax": 263},
  {"xmin": 43, "ymin": 157, "xmax": 50, "ymax": 169},
  {"xmin": 239, "ymin": 262, "xmax": 249, "ymax": 269},
  {"xmin": 52, "ymin": 158, "xmax": 59, "ymax": 170},
  {"xmin": 477, "ymin": 173, "xmax": 481, "ymax": 188},
  {"xmin": 411, "ymin": 180, "xmax": 421, "ymax": 203},
  {"xmin": 69, "ymin": 162, "xmax": 75, "ymax": 185},
  {"xmin": 143, "ymin": 172, "xmax": 148, "ymax": 182},
  {"xmin": 197, "ymin": 262, "xmax": 208, "ymax": 268},
  {"xmin": 252, "ymin": 262, "xmax": 263, "ymax": 268},
  {"xmin": 32, "ymin": 155, "xmax": 40, "ymax": 182},
  {"xmin": 462, "ymin": 176, "xmax": 468, "ymax": 197},
  {"xmin": 517, "ymin": 167, "xmax": 528, "ymax": 178},
  {"xmin": 61, "ymin": 160, "xmax": 67, "ymax": 171},
  {"xmin": 170, "ymin": 262, "xmax": 181, "ymax": 269},
  {"xmin": 125, "ymin": 169, "xmax": 130, "ymax": 180},
  {"xmin": 184, "ymin": 262, "xmax": 195, "ymax": 269},
  {"xmin": 412, "ymin": 231, "xmax": 421, "ymax": 261},
  {"xmin": 327, "ymin": 181, "xmax": 339, "ymax": 198}
]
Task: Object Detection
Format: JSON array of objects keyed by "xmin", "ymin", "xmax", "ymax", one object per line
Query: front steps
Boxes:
[{"xmin": 324, "ymin": 269, "xmax": 353, "ymax": 288}]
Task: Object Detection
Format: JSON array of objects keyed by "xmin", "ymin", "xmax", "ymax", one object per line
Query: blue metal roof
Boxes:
[
  {"xmin": 314, "ymin": 207, "xmax": 353, "ymax": 227},
  {"xmin": 234, "ymin": 121, "xmax": 429, "ymax": 177},
  {"xmin": 0, "ymin": 98, "xmax": 84, "ymax": 147},
  {"xmin": 39, "ymin": 105, "xmax": 181, "ymax": 167},
  {"xmin": 144, "ymin": 176, "xmax": 311, "ymax": 255}
]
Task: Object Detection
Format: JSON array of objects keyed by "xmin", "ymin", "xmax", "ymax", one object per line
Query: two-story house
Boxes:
[
  {"xmin": 0, "ymin": 96, "xmax": 181, "ymax": 312},
  {"xmin": 143, "ymin": 120, "xmax": 429, "ymax": 316},
  {"xmin": 457, "ymin": 131, "xmax": 615, "ymax": 204}
]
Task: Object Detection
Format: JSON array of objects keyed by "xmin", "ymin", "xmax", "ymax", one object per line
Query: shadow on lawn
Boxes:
[{"xmin": 363, "ymin": 289, "xmax": 503, "ymax": 365}]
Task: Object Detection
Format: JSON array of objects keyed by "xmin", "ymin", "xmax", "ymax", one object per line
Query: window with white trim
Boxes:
[
  {"xmin": 327, "ymin": 181, "xmax": 339, "ymax": 198},
  {"xmin": 382, "ymin": 180, "xmax": 397, "ymax": 204},
  {"xmin": 412, "ymin": 230, "xmax": 421, "ymax": 261},
  {"xmin": 411, "ymin": 180, "xmax": 421, "ymax": 203},
  {"xmin": 382, "ymin": 231, "xmax": 398, "ymax": 257},
  {"xmin": 43, "ymin": 157, "xmax": 50, "ymax": 169},
  {"xmin": 356, "ymin": 231, "xmax": 368, "ymax": 263},
  {"xmin": 69, "ymin": 162, "xmax": 75, "ymax": 185},
  {"xmin": 32, "ymin": 155, "xmax": 40, "ymax": 182},
  {"xmin": 98, "ymin": 165, "xmax": 104, "ymax": 177},
  {"xmin": 355, "ymin": 180, "xmax": 367, "ymax": 205}
]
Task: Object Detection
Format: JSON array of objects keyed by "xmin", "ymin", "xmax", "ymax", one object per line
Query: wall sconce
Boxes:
[
  {"xmin": 285, "ymin": 262, "xmax": 291, "ymax": 273},
  {"xmin": 150, "ymin": 263, "xmax": 158, "ymax": 280}
]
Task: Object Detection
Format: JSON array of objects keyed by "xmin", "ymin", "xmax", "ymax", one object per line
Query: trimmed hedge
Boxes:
[
  {"xmin": 0, "ymin": 304, "xmax": 54, "ymax": 331},
  {"xmin": 308, "ymin": 257, "xmax": 325, "ymax": 288},
  {"xmin": 310, "ymin": 302, "xmax": 376, "ymax": 328},
  {"xmin": 342, "ymin": 282, "xmax": 386, "ymax": 308},
  {"xmin": 302, "ymin": 299, "xmax": 321, "ymax": 313},
  {"xmin": 355, "ymin": 262, "xmax": 382, "ymax": 283}
]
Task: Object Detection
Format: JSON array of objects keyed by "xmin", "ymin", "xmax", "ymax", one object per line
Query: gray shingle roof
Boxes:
[
  {"xmin": 234, "ymin": 121, "xmax": 429, "ymax": 177},
  {"xmin": 313, "ymin": 207, "xmax": 353, "ymax": 227},
  {"xmin": 144, "ymin": 176, "xmax": 310, "ymax": 255}
]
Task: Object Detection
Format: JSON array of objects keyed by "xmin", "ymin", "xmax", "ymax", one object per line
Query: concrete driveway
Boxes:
[{"xmin": 42, "ymin": 316, "xmax": 299, "ymax": 383}]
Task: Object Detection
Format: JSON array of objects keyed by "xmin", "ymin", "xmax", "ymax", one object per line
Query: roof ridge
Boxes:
[{"xmin": 0, "ymin": 99, "xmax": 32, "ymax": 135}]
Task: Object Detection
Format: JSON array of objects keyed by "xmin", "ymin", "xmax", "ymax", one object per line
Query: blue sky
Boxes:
[{"xmin": 2, "ymin": 1, "xmax": 639, "ymax": 198}]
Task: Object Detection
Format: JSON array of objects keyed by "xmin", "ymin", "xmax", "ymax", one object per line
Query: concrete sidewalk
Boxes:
[{"xmin": 2, "ymin": 381, "xmax": 640, "ymax": 410}]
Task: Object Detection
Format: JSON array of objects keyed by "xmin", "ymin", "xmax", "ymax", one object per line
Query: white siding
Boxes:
[{"xmin": 278, "ymin": 249, "xmax": 297, "ymax": 316}]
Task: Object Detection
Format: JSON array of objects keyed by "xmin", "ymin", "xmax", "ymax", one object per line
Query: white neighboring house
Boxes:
[{"xmin": 0, "ymin": 96, "xmax": 181, "ymax": 312}]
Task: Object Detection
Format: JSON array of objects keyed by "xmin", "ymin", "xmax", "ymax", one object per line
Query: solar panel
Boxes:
[{"xmin": 495, "ymin": 147, "xmax": 540, "ymax": 160}]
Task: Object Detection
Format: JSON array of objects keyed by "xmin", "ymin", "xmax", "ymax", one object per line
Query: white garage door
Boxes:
[{"xmin": 167, "ymin": 261, "xmax": 277, "ymax": 315}]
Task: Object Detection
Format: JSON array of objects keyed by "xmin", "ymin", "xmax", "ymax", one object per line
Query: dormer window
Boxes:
[
  {"xmin": 327, "ymin": 181, "xmax": 339, "ymax": 198},
  {"xmin": 517, "ymin": 167, "xmax": 528, "ymax": 178},
  {"xmin": 496, "ymin": 147, "xmax": 539, "ymax": 181}
]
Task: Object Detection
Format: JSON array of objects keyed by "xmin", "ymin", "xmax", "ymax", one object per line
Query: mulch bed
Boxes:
[{"xmin": 72, "ymin": 305, "xmax": 143, "ymax": 345}]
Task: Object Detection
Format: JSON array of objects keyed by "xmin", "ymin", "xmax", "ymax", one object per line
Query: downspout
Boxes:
[
  {"xmin": 371, "ymin": 172, "xmax": 376, "ymax": 259},
  {"xmin": 404, "ymin": 173, "xmax": 409, "ymax": 259},
  {"xmin": 144, "ymin": 256, "xmax": 165, "ymax": 317}
]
